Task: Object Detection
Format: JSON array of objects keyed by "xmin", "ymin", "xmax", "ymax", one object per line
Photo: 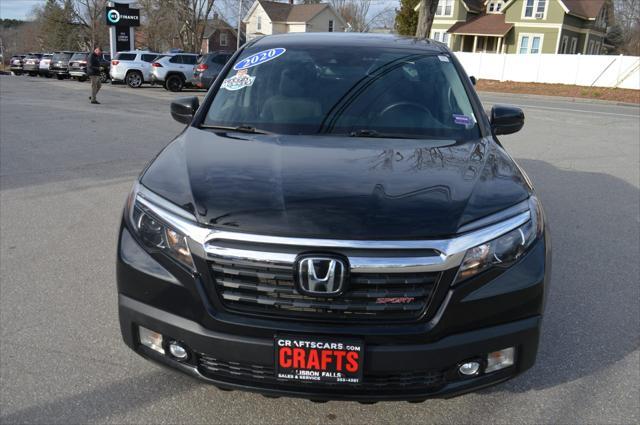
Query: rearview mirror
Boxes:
[
  {"xmin": 490, "ymin": 105, "xmax": 524, "ymax": 135},
  {"xmin": 171, "ymin": 97, "xmax": 199, "ymax": 125}
]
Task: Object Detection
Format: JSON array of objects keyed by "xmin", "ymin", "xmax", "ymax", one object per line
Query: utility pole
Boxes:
[{"xmin": 237, "ymin": 0, "xmax": 243, "ymax": 50}]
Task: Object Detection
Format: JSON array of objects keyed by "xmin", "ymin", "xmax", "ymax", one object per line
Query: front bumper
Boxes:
[
  {"xmin": 117, "ymin": 215, "xmax": 549, "ymax": 401},
  {"xmin": 120, "ymin": 294, "xmax": 541, "ymax": 401}
]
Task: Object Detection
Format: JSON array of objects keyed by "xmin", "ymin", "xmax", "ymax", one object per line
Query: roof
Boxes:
[
  {"xmin": 560, "ymin": 0, "xmax": 606, "ymax": 19},
  {"xmin": 203, "ymin": 16, "xmax": 235, "ymax": 38},
  {"xmin": 415, "ymin": 0, "xmax": 483, "ymax": 13},
  {"xmin": 255, "ymin": 1, "xmax": 331, "ymax": 23},
  {"xmin": 447, "ymin": 13, "xmax": 513, "ymax": 36}
]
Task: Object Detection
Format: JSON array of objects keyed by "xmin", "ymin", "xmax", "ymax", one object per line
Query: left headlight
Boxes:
[
  {"xmin": 125, "ymin": 186, "xmax": 196, "ymax": 271},
  {"xmin": 454, "ymin": 196, "xmax": 543, "ymax": 284}
]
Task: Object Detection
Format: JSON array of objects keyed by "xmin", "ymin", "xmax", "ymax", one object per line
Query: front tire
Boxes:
[
  {"xmin": 56, "ymin": 74, "xmax": 64, "ymax": 80},
  {"xmin": 126, "ymin": 71, "xmax": 143, "ymax": 88},
  {"xmin": 165, "ymin": 75, "xmax": 184, "ymax": 92}
]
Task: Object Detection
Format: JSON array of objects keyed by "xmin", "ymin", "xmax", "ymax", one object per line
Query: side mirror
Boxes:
[
  {"xmin": 490, "ymin": 105, "xmax": 524, "ymax": 135},
  {"xmin": 469, "ymin": 76, "xmax": 477, "ymax": 85},
  {"xmin": 171, "ymin": 96, "xmax": 199, "ymax": 125}
]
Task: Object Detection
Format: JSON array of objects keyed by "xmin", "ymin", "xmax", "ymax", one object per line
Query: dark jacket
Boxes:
[{"xmin": 88, "ymin": 53, "xmax": 101, "ymax": 76}]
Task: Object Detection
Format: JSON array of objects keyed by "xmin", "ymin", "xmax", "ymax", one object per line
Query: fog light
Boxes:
[
  {"xmin": 139, "ymin": 326, "xmax": 164, "ymax": 354},
  {"xmin": 458, "ymin": 361, "xmax": 481, "ymax": 376},
  {"xmin": 486, "ymin": 347, "xmax": 515, "ymax": 373},
  {"xmin": 168, "ymin": 342, "xmax": 188, "ymax": 360}
]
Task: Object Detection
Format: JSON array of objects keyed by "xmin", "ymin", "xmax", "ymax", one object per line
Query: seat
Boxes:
[{"xmin": 260, "ymin": 66, "xmax": 322, "ymax": 124}]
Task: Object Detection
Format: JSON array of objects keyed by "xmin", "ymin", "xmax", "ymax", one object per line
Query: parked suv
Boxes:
[
  {"xmin": 50, "ymin": 51, "xmax": 75, "ymax": 80},
  {"xmin": 151, "ymin": 53, "xmax": 199, "ymax": 92},
  {"xmin": 68, "ymin": 52, "xmax": 89, "ymax": 81},
  {"xmin": 39, "ymin": 54, "xmax": 53, "ymax": 78},
  {"xmin": 193, "ymin": 51, "xmax": 234, "ymax": 90},
  {"xmin": 22, "ymin": 53, "xmax": 44, "ymax": 76},
  {"xmin": 9, "ymin": 55, "xmax": 26, "ymax": 75},
  {"xmin": 117, "ymin": 33, "xmax": 550, "ymax": 403},
  {"xmin": 110, "ymin": 51, "xmax": 160, "ymax": 88}
]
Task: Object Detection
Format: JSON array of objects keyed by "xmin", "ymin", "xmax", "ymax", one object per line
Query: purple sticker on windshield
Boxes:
[{"xmin": 453, "ymin": 114, "xmax": 472, "ymax": 126}]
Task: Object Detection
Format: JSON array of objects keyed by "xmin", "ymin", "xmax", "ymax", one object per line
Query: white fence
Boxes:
[{"xmin": 454, "ymin": 52, "xmax": 640, "ymax": 90}]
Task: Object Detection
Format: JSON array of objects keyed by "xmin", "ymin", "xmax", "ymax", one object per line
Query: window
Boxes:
[
  {"xmin": 220, "ymin": 32, "xmax": 228, "ymax": 46},
  {"xmin": 587, "ymin": 40, "xmax": 594, "ymax": 54},
  {"xmin": 596, "ymin": 7, "xmax": 607, "ymax": 28},
  {"xmin": 488, "ymin": 1, "xmax": 503, "ymax": 13},
  {"xmin": 436, "ymin": 0, "xmax": 454, "ymax": 17},
  {"xmin": 523, "ymin": 0, "xmax": 546, "ymax": 18},
  {"xmin": 257, "ymin": 15, "xmax": 262, "ymax": 31},
  {"xmin": 518, "ymin": 34, "xmax": 543, "ymax": 54},
  {"xmin": 115, "ymin": 53, "xmax": 136, "ymax": 61},
  {"xmin": 183, "ymin": 55, "xmax": 198, "ymax": 65},
  {"xmin": 328, "ymin": 20, "xmax": 334, "ymax": 32},
  {"xmin": 431, "ymin": 31, "xmax": 450, "ymax": 46},
  {"xmin": 560, "ymin": 35, "xmax": 568, "ymax": 54},
  {"xmin": 141, "ymin": 54, "xmax": 158, "ymax": 63},
  {"xmin": 570, "ymin": 37, "xmax": 578, "ymax": 54},
  {"xmin": 594, "ymin": 41, "xmax": 601, "ymax": 54},
  {"xmin": 169, "ymin": 55, "xmax": 182, "ymax": 64},
  {"xmin": 206, "ymin": 46, "xmax": 480, "ymax": 140}
]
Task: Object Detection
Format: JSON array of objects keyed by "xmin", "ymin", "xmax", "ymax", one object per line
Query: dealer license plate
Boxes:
[{"xmin": 275, "ymin": 335, "xmax": 364, "ymax": 384}]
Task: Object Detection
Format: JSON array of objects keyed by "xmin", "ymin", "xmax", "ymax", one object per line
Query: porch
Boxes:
[{"xmin": 447, "ymin": 14, "xmax": 513, "ymax": 53}]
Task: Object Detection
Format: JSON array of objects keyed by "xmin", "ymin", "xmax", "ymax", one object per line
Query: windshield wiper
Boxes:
[{"xmin": 199, "ymin": 124, "xmax": 271, "ymax": 135}]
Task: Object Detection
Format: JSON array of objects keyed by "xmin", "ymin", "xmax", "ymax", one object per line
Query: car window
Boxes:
[
  {"xmin": 211, "ymin": 55, "xmax": 230, "ymax": 65},
  {"xmin": 116, "ymin": 53, "xmax": 136, "ymax": 61},
  {"xmin": 204, "ymin": 46, "xmax": 480, "ymax": 140},
  {"xmin": 141, "ymin": 54, "xmax": 157, "ymax": 63},
  {"xmin": 103, "ymin": 54, "xmax": 111, "ymax": 61},
  {"xmin": 43, "ymin": 55, "xmax": 52, "ymax": 59},
  {"xmin": 183, "ymin": 55, "xmax": 198, "ymax": 65},
  {"xmin": 70, "ymin": 53, "xmax": 87, "ymax": 61},
  {"xmin": 52, "ymin": 52, "xmax": 73, "ymax": 62},
  {"xmin": 169, "ymin": 55, "xmax": 182, "ymax": 64}
]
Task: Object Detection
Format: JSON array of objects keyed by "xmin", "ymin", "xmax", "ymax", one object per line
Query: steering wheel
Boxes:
[{"xmin": 379, "ymin": 101, "xmax": 434, "ymax": 121}]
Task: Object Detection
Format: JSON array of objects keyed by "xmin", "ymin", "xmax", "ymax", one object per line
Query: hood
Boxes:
[{"xmin": 141, "ymin": 127, "xmax": 532, "ymax": 239}]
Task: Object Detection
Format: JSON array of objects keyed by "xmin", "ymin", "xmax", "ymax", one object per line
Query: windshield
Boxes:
[
  {"xmin": 70, "ymin": 53, "xmax": 87, "ymax": 61},
  {"xmin": 52, "ymin": 52, "xmax": 72, "ymax": 62},
  {"xmin": 204, "ymin": 46, "xmax": 479, "ymax": 140}
]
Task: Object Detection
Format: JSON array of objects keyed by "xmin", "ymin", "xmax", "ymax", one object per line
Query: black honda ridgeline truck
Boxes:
[{"xmin": 117, "ymin": 33, "xmax": 550, "ymax": 402}]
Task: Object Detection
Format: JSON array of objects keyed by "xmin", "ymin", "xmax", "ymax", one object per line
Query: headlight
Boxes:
[
  {"xmin": 454, "ymin": 196, "xmax": 543, "ymax": 284},
  {"xmin": 126, "ymin": 187, "xmax": 196, "ymax": 271}
]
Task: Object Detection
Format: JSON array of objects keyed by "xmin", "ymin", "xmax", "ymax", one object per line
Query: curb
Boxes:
[{"xmin": 477, "ymin": 90, "xmax": 640, "ymax": 108}]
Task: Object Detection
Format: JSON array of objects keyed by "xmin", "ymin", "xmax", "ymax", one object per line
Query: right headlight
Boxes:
[
  {"xmin": 125, "ymin": 185, "xmax": 196, "ymax": 272},
  {"xmin": 454, "ymin": 196, "xmax": 543, "ymax": 284}
]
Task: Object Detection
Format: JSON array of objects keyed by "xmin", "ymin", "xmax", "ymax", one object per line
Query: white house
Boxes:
[{"xmin": 243, "ymin": 0, "xmax": 347, "ymax": 41}]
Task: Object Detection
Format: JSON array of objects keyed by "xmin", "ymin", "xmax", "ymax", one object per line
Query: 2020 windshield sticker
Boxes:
[
  {"xmin": 233, "ymin": 48, "xmax": 286, "ymax": 71},
  {"xmin": 221, "ymin": 69, "xmax": 255, "ymax": 91}
]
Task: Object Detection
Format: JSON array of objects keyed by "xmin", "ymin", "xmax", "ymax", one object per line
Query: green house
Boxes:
[{"xmin": 426, "ymin": 0, "xmax": 614, "ymax": 54}]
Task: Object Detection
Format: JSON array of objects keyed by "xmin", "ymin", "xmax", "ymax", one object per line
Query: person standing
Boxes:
[{"xmin": 88, "ymin": 46, "xmax": 103, "ymax": 104}]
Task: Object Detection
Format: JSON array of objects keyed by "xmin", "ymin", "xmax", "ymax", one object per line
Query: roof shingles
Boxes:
[
  {"xmin": 258, "ymin": 0, "xmax": 329, "ymax": 23},
  {"xmin": 447, "ymin": 13, "xmax": 514, "ymax": 36}
]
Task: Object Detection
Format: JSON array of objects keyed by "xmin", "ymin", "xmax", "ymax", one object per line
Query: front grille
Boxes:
[
  {"xmin": 198, "ymin": 354, "xmax": 445, "ymax": 390},
  {"xmin": 208, "ymin": 256, "xmax": 440, "ymax": 322}
]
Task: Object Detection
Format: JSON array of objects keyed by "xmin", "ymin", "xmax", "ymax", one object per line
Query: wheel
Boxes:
[
  {"xmin": 165, "ymin": 75, "xmax": 184, "ymax": 92},
  {"xmin": 126, "ymin": 71, "xmax": 143, "ymax": 88},
  {"xmin": 29, "ymin": 72, "xmax": 37, "ymax": 77},
  {"xmin": 56, "ymin": 74, "xmax": 64, "ymax": 80},
  {"xmin": 78, "ymin": 76, "xmax": 88, "ymax": 82},
  {"xmin": 100, "ymin": 71, "xmax": 109, "ymax": 84},
  {"xmin": 45, "ymin": 73, "xmax": 52, "ymax": 79}
]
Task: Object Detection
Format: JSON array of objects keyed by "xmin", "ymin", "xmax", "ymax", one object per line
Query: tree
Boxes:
[
  {"xmin": 165, "ymin": 0, "xmax": 217, "ymax": 53},
  {"xmin": 330, "ymin": 0, "xmax": 394, "ymax": 32},
  {"xmin": 612, "ymin": 0, "xmax": 640, "ymax": 55},
  {"xmin": 415, "ymin": 0, "xmax": 438, "ymax": 39},
  {"xmin": 69, "ymin": 0, "xmax": 109, "ymax": 49},
  {"xmin": 395, "ymin": 0, "xmax": 419, "ymax": 36}
]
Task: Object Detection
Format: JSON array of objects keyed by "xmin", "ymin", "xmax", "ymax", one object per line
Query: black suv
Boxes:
[
  {"xmin": 117, "ymin": 33, "xmax": 550, "ymax": 402},
  {"xmin": 68, "ymin": 52, "xmax": 112, "ymax": 82},
  {"xmin": 50, "ymin": 51, "xmax": 75, "ymax": 80},
  {"xmin": 194, "ymin": 51, "xmax": 234, "ymax": 90}
]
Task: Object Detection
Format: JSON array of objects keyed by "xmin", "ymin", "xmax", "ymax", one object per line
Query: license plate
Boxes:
[{"xmin": 275, "ymin": 335, "xmax": 364, "ymax": 384}]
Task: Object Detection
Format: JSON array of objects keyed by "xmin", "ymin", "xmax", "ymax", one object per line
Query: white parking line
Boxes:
[{"xmin": 487, "ymin": 102, "xmax": 640, "ymax": 118}]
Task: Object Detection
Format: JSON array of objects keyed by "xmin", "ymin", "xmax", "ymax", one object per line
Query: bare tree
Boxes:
[
  {"xmin": 69, "ymin": 0, "xmax": 109, "ymax": 49},
  {"xmin": 612, "ymin": 0, "xmax": 640, "ymax": 54},
  {"xmin": 415, "ymin": 0, "xmax": 437, "ymax": 38},
  {"xmin": 165, "ymin": 0, "xmax": 217, "ymax": 53},
  {"xmin": 330, "ymin": 0, "xmax": 394, "ymax": 32}
]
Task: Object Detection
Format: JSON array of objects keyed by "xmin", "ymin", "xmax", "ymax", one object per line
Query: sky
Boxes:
[{"xmin": 0, "ymin": 0, "xmax": 400, "ymax": 22}]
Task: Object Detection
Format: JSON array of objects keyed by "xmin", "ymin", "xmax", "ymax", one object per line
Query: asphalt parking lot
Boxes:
[{"xmin": 1, "ymin": 75, "xmax": 638, "ymax": 424}]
